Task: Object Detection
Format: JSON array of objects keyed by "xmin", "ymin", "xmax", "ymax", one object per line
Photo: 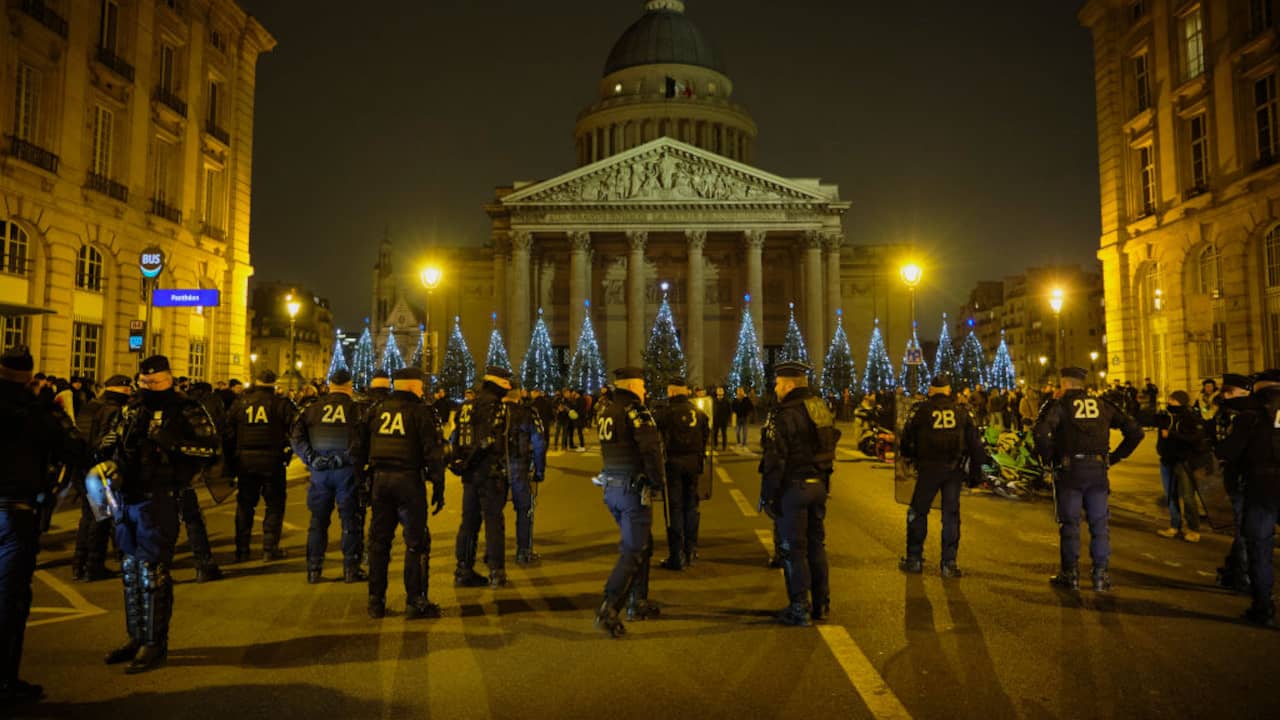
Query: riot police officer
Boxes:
[
  {"xmin": 98, "ymin": 355, "xmax": 219, "ymax": 674},
  {"xmin": 1216, "ymin": 369, "xmax": 1280, "ymax": 627},
  {"xmin": 227, "ymin": 370, "xmax": 298, "ymax": 561},
  {"xmin": 898, "ymin": 373, "xmax": 986, "ymax": 577},
  {"xmin": 72, "ymin": 374, "xmax": 132, "ymax": 582},
  {"xmin": 354, "ymin": 367, "xmax": 446, "ymax": 619},
  {"xmin": 0, "ymin": 346, "xmax": 84, "ymax": 704},
  {"xmin": 1033, "ymin": 367, "xmax": 1144, "ymax": 592},
  {"xmin": 758, "ymin": 361, "xmax": 836, "ymax": 627},
  {"xmin": 291, "ymin": 369, "xmax": 366, "ymax": 584},
  {"xmin": 180, "ymin": 381, "xmax": 225, "ymax": 582},
  {"xmin": 1213, "ymin": 373, "xmax": 1253, "ymax": 593},
  {"xmin": 593, "ymin": 367, "xmax": 666, "ymax": 637},
  {"xmin": 654, "ymin": 377, "xmax": 709, "ymax": 570}
]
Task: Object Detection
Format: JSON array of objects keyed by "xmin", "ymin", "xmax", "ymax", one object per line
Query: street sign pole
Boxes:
[{"xmin": 139, "ymin": 247, "xmax": 165, "ymax": 366}]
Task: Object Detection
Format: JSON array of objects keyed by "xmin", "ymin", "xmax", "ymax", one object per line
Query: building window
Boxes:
[
  {"xmin": 151, "ymin": 139, "xmax": 173, "ymax": 203},
  {"xmin": 207, "ymin": 80, "xmax": 221, "ymax": 127},
  {"xmin": 1128, "ymin": 0, "xmax": 1147, "ymax": 24},
  {"xmin": 91, "ymin": 105, "xmax": 114, "ymax": 177},
  {"xmin": 1, "ymin": 220, "xmax": 30, "ymax": 276},
  {"xmin": 1138, "ymin": 145, "xmax": 1156, "ymax": 216},
  {"xmin": 1198, "ymin": 321, "xmax": 1228, "ymax": 377},
  {"xmin": 1133, "ymin": 53, "xmax": 1151, "ymax": 113},
  {"xmin": 14, "ymin": 63, "xmax": 42, "ymax": 143},
  {"xmin": 188, "ymin": 339, "xmax": 206, "ymax": 380},
  {"xmin": 1251, "ymin": 0, "xmax": 1274, "ymax": 38},
  {"xmin": 1197, "ymin": 245, "xmax": 1222, "ymax": 297},
  {"xmin": 1256, "ymin": 74, "xmax": 1279, "ymax": 165},
  {"xmin": 1267, "ymin": 226, "xmax": 1280, "ymax": 288},
  {"xmin": 202, "ymin": 167, "xmax": 224, "ymax": 230},
  {"xmin": 1180, "ymin": 9, "xmax": 1205, "ymax": 82},
  {"xmin": 209, "ymin": 28, "xmax": 225, "ymax": 52},
  {"xmin": 149, "ymin": 332, "xmax": 163, "ymax": 356},
  {"xmin": 1188, "ymin": 114, "xmax": 1209, "ymax": 193},
  {"xmin": 72, "ymin": 322, "xmax": 101, "ymax": 381},
  {"xmin": 158, "ymin": 44, "xmax": 177, "ymax": 93},
  {"xmin": 2, "ymin": 316, "xmax": 29, "ymax": 349},
  {"xmin": 99, "ymin": 0, "xmax": 120, "ymax": 54},
  {"xmin": 77, "ymin": 245, "xmax": 104, "ymax": 292}
]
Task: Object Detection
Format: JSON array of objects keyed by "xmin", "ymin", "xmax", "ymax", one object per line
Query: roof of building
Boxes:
[{"xmin": 604, "ymin": 1, "xmax": 725, "ymax": 76}]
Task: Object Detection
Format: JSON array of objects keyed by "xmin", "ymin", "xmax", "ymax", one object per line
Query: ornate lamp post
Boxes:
[
  {"xmin": 286, "ymin": 293, "xmax": 301, "ymax": 391},
  {"xmin": 420, "ymin": 265, "xmax": 442, "ymax": 375},
  {"xmin": 1048, "ymin": 287, "xmax": 1064, "ymax": 371}
]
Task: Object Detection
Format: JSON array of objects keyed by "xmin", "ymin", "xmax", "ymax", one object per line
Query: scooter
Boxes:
[{"xmin": 982, "ymin": 427, "xmax": 1052, "ymax": 499}]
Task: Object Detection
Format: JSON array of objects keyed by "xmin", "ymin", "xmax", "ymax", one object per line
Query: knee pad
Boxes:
[
  {"xmin": 777, "ymin": 542, "xmax": 794, "ymax": 562},
  {"xmin": 906, "ymin": 508, "xmax": 919, "ymax": 525}
]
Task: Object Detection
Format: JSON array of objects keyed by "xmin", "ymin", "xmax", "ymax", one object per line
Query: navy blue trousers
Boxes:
[
  {"xmin": 907, "ymin": 467, "xmax": 962, "ymax": 563},
  {"xmin": 306, "ymin": 466, "xmax": 363, "ymax": 570},
  {"xmin": 115, "ymin": 494, "xmax": 181, "ymax": 565},
  {"xmin": 0, "ymin": 508, "xmax": 38, "ymax": 683},
  {"xmin": 1054, "ymin": 466, "xmax": 1110, "ymax": 569},
  {"xmin": 776, "ymin": 480, "xmax": 829, "ymax": 606},
  {"xmin": 1243, "ymin": 501, "xmax": 1278, "ymax": 610},
  {"xmin": 602, "ymin": 485, "xmax": 652, "ymax": 609},
  {"xmin": 367, "ymin": 472, "xmax": 428, "ymax": 602}
]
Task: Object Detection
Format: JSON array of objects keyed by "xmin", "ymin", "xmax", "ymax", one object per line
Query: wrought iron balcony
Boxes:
[
  {"xmin": 149, "ymin": 198, "xmax": 182, "ymax": 224},
  {"xmin": 20, "ymin": 0, "xmax": 69, "ymax": 38},
  {"xmin": 86, "ymin": 172, "xmax": 129, "ymax": 202},
  {"xmin": 5, "ymin": 135, "xmax": 59, "ymax": 173},
  {"xmin": 152, "ymin": 86, "xmax": 187, "ymax": 117},
  {"xmin": 200, "ymin": 223, "xmax": 226, "ymax": 241},
  {"xmin": 95, "ymin": 46, "xmax": 135, "ymax": 82},
  {"xmin": 206, "ymin": 122, "xmax": 230, "ymax": 145}
]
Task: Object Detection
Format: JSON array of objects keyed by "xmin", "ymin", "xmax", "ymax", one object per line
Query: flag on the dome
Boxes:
[{"xmin": 664, "ymin": 77, "xmax": 694, "ymax": 98}]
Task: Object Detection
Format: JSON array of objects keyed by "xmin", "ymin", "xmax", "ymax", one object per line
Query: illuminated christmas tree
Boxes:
[
  {"xmin": 897, "ymin": 323, "xmax": 931, "ymax": 396},
  {"xmin": 326, "ymin": 331, "xmax": 349, "ymax": 383},
  {"xmin": 989, "ymin": 330, "xmax": 1017, "ymax": 391},
  {"xmin": 439, "ymin": 316, "xmax": 476, "ymax": 401},
  {"xmin": 351, "ymin": 324, "xmax": 375, "ymax": 391},
  {"xmin": 780, "ymin": 302, "xmax": 814, "ymax": 384},
  {"xmin": 568, "ymin": 300, "xmax": 607, "ymax": 394},
  {"xmin": 727, "ymin": 295, "xmax": 766, "ymax": 396},
  {"xmin": 861, "ymin": 318, "xmax": 897, "ymax": 394},
  {"xmin": 642, "ymin": 283, "xmax": 687, "ymax": 398},
  {"xmin": 957, "ymin": 321, "xmax": 988, "ymax": 391},
  {"xmin": 409, "ymin": 325, "xmax": 424, "ymax": 369},
  {"xmin": 820, "ymin": 309, "xmax": 857, "ymax": 403},
  {"xmin": 485, "ymin": 312, "xmax": 512, "ymax": 373},
  {"xmin": 520, "ymin": 308, "xmax": 561, "ymax": 394},
  {"xmin": 380, "ymin": 327, "xmax": 406, "ymax": 375},
  {"xmin": 933, "ymin": 313, "xmax": 959, "ymax": 380}
]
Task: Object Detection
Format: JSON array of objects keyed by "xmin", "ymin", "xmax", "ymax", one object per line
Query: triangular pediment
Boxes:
[{"xmin": 501, "ymin": 138, "xmax": 835, "ymax": 206}]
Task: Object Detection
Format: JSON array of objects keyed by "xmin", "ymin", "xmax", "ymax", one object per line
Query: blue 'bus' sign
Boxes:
[{"xmin": 152, "ymin": 289, "xmax": 220, "ymax": 307}]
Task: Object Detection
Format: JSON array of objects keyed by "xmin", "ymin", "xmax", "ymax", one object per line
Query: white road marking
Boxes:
[
  {"xmin": 1163, "ymin": 561, "xmax": 1182, "ymax": 568},
  {"xmin": 818, "ymin": 625, "xmax": 914, "ymax": 720},
  {"xmin": 754, "ymin": 528, "xmax": 773, "ymax": 552},
  {"xmin": 1196, "ymin": 571, "xmax": 1215, "ymax": 577},
  {"xmin": 728, "ymin": 488, "xmax": 757, "ymax": 517},
  {"xmin": 715, "ymin": 467, "xmax": 733, "ymax": 485},
  {"xmin": 282, "ymin": 520, "xmax": 302, "ymax": 531},
  {"xmin": 27, "ymin": 570, "xmax": 108, "ymax": 628}
]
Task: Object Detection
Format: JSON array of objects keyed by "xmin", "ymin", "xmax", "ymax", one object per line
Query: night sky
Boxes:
[{"xmin": 239, "ymin": 0, "xmax": 1100, "ymax": 338}]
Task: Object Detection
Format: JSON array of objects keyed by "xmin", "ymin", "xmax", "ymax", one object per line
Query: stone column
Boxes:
[
  {"xmin": 743, "ymin": 230, "xmax": 765, "ymax": 333},
  {"xmin": 823, "ymin": 231, "xmax": 843, "ymax": 343},
  {"xmin": 569, "ymin": 231, "xmax": 591, "ymax": 341},
  {"xmin": 510, "ymin": 231, "xmax": 533, "ymax": 365},
  {"xmin": 686, "ymin": 230, "xmax": 706, "ymax": 386},
  {"xmin": 539, "ymin": 261, "xmax": 555, "ymax": 327},
  {"xmin": 626, "ymin": 230, "xmax": 648, "ymax": 366},
  {"xmin": 492, "ymin": 233, "xmax": 508, "ymax": 336},
  {"xmin": 804, "ymin": 232, "xmax": 824, "ymax": 367}
]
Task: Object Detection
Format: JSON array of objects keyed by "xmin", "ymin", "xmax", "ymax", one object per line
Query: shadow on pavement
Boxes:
[
  {"xmin": 166, "ymin": 632, "xmax": 429, "ymax": 669},
  {"xmin": 998, "ymin": 585, "xmax": 1234, "ymax": 624},
  {"xmin": 20, "ymin": 683, "xmax": 413, "ymax": 720}
]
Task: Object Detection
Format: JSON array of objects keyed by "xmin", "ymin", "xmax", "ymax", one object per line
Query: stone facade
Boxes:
[
  {"xmin": 1080, "ymin": 0, "xmax": 1280, "ymax": 393},
  {"xmin": 248, "ymin": 281, "xmax": 333, "ymax": 387},
  {"xmin": 0, "ymin": 0, "xmax": 273, "ymax": 381}
]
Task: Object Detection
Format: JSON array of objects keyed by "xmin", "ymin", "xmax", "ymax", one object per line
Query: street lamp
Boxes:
[
  {"xmin": 1089, "ymin": 350, "xmax": 1099, "ymax": 381},
  {"xmin": 1048, "ymin": 287, "xmax": 1064, "ymax": 370},
  {"xmin": 286, "ymin": 293, "xmax": 301, "ymax": 392},
  {"xmin": 899, "ymin": 262, "xmax": 924, "ymax": 387},
  {"xmin": 420, "ymin": 265, "xmax": 442, "ymax": 374}
]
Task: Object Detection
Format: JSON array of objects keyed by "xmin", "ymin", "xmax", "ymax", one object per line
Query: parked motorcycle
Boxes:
[{"xmin": 981, "ymin": 427, "xmax": 1052, "ymax": 499}]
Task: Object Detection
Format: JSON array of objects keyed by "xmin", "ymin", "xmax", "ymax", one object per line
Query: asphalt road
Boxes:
[{"xmin": 12, "ymin": 436, "xmax": 1280, "ymax": 720}]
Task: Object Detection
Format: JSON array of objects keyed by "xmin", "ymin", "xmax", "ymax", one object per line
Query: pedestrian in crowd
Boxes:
[
  {"xmin": 733, "ymin": 386, "xmax": 753, "ymax": 449},
  {"xmin": 573, "ymin": 389, "xmax": 589, "ymax": 451},
  {"xmin": 1194, "ymin": 378, "xmax": 1219, "ymax": 423},
  {"xmin": 0, "ymin": 346, "xmax": 85, "ymax": 703},
  {"xmin": 99, "ymin": 355, "xmax": 219, "ymax": 674},
  {"xmin": 227, "ymin": 370, "xmax": 299, "ymax": 562},
  {"xmin": 182, "ymin": 382, "xmax": 225, "ymax": 582},
  {"xmin": 593, "ymin": 367, "xmax": 665, "ymax": 638},
  {"xmin": 1156, "ymin": 391, "xmax": 1205, "ymax": 543},
  {"xmin": 1018, "ymin": 386, "xmax": 1040, "ymax": 430},
  {"xmin": 758, "ymin": 361, "xmax": 835, "ymax": 626},
  {"xmin": 72, "ymin": 374, "xmax": 132, "ymax": 583},
  {"xmin": 898, "ymin": 373, "xmax": 985, "ymax": 577},
  {"xmin": 354, "ymin": 367, "xmax": 446, "ymax": 620},
  {"xmin": 654, "ymin": 377, "xmax": 709, "ymax": 571},
  {"xmin": 555, "ymin": 388, "xmax": 575, "ymax": 451},
  {"xmin": 711, "ymin": 386, "xmax": 731, "ymax": 451},
  {"xmin": 1213, "ymin": 374, "xmax": 1254, "ymax": 594},
  {"xmin": 431, "ymin": 387, "xmax": 454, "ymax": 428},
  {"xmin": 1034, "ymin": 367, "xmax": 1144, "ymax": 592},
  {"xmin": 291, "ymin": 369, "xmax": 366, "ymax": 585}
]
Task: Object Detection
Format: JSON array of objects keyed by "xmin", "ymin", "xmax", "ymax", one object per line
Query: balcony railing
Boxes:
[
  {"xmin": 20, "ymin": 0, "xmax": 69, "ymax": 38},
  {"xmin": 5, "ymin": 135, "xmax": 59, "ymax": 173},
  {"xmin": 149, "ymin": 198, "xmax": 182, "ymax": 224},
  {"xmin": 1183, "ymin": 184, "xmax": 1208, "ymax": 201},
  {"xmin": 200, "ymin": 224, "xmax": 227, "ymax": 241},
  {"xmin": 0, "ymin": 254, "xmax": 32, "ymax": 277},
  {"xmin": 206, "ymin": 122, "xmax": 230, "ymax": 145},
  {"xmin": 95, "ymin": 46, "xmax": 135, "ymax": 82},
  {"xmin": 86, "ymin": 172, "xmax": 129, "ymax": 202},
  {"xmin": 152, "ymin": 86, "xmax": 187, "ymax": 117}
]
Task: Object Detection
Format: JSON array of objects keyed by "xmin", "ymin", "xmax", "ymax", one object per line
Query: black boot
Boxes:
[
  {"xmin": 898, "ymin": 556, "xmax": 923, "ymax": 574},
  {"xmin": 489, "ymin": 569, "xmax": 508, "ymax": 589},
  {"xmin": 104, "ymin": 556, "xmax": 143, "ymax": 664},
  {"xmin": 126, "ymin": 563, "xmax": 171, "ymax": 674},
  {"xmin": 195, "ymin": 562, "xmax": 223, "ymax": 583},
  {"xmin": 307, "ymin": 568, "xmax": 322, "ymax": 584},
  {"xmin": 1092, "ymin": 563, "xmax": 1113, "ymax": 592},
  {"xmin": 1243, "ymin": 600, "xmax": 1277, "ymax": 628},
  {"xmin": 658, "ymin": 555, "xmax": 685, "ymax": 571},
  {"xmin": 84, "ymin": 562, "xmax": 118, "ymax": 582},
  {"xmin": 343, "ymin": 564, "xmax": 368, "ymax": 583},
  {"xmin": 594, "ymin": 598, "xmax": 626, "ymax": 638},
  {"xmin": 626, "ymin": 585, "xmax": 661, "ymax": 621},
  {"xmin": 940, "ymin": 561, "xmax": 964, "ymax": 579},
  {"xmin": 776, "ymin": 602, "xmax": 811, "ymax": 627},
  {"xmin": 368, "ymin": 595, "xmax": 386, "ymax": 619},
  {"xmin": 454, "ymin": 538, "xmax": 487, "ymax": 586},
  {"xmin": 1050, "ymin": 566, "xmax": 1080, "ymax": 590},
  {"xmin": 263, "ymin": 508, "xmax": 286, "ymax": 561},
  {"xmin": 514, "ymin": 548, "xmax": 540, "ymax": 565},
  {"xmin": 263, "ymin": 546, "xmax": 288, "ymax": 562},
  {"xmin": 405, "ymin": 597, "xmax": 442, "ymax": 620},
  {"xmin": 71, "ymin": 554, "xmax": 87, "ymax": 583}
]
